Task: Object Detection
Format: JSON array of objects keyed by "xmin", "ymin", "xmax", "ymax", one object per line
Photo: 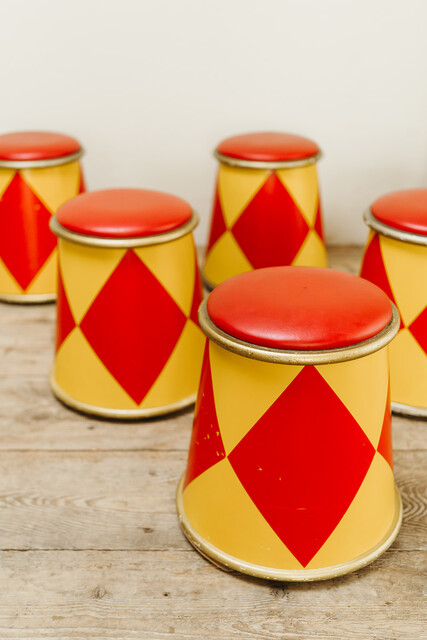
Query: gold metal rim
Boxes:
[
  {"xmin": 214, "ymin": 149, "xmax": 322, "ymax": 170},
  {"xmin": 0, "ymin": 149, "xmax": 84, "ymax": 170},
  {"xmin": 391, "ymin": 401, "xmax": 427, "ymax": 419},
  {"xmin": 50, "ymin": 210, "xmax": 199, "ymax": 248},
  {"xmin": 0, "ymin": 292, "xmax": 56, "ymax": 304},
  {"xmin": 50, "ymin": 371, "xmax": 196, "ymax": 420},
  {"xmin": 364, "ymin": 209, "xmax": 427, "ymax": 246},
  {"xmin": 198, "ymin": 299, "xmax": 400, "ymax": 365},
  {"xmin": 176, "ymin": 475, "xmax": 402, "ymax": 582}
]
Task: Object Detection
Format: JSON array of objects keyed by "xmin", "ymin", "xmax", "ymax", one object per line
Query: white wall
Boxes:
[{"xmin": 1, "ymin": 0, "xmax": 426, "ymax": 245}]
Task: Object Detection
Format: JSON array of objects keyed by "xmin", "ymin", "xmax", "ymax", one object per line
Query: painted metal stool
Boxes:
[
  {"xmin": 361, "ymin": 189, "xmax": 427, "ymax": 418},
  {"xmin": 177, "ymin": 267, "xmax": 401, "ymax": 581},
  {"xmin": 203, "ymin": 132, "xmax": 327, "ymax": 288},
  {"xmin": 50, "ymin": 189, "xmax": 205, "ymax": 419},
  {"xmin": 0, "ymin": 131, "xmax": 84, "ymax": 303}
]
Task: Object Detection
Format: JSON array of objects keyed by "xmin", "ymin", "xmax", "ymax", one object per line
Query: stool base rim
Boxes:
[
  {"xmin": 0, "ymin": 292, "xmax": 56, "ymax": 304},
  {"xmin": 176, "ymin": 475, "xmax": 402, "ymax": 582},
  {"xmin": 50, "ymin": 372, "xmax": 196, "ymax": 420},
  {"xmin": 391, "ymin": 401, "xmax": 427, "ymax": 419}
]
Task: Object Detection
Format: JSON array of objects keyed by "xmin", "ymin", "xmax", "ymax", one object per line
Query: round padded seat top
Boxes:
[
  {"xmin": 216, "ymin": 132, "xmax": 320, "ymax": 163},
  {"xmin": 206, "ymin": 266, "xmax": 393, "ymax": 351},
  {"xmin": 0, "ymin": 131, "xmax": 81, "ymax": 161},
  {"xmin": 56, "ymin": 189, "xmax": 194, "ymax": 239},
  {"xmin": 370, "ymin": 189, "xmax": 427, "ymax": 236}
]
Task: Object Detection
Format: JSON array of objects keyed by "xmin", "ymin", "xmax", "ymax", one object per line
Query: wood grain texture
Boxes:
[
  {"xmin": 0, "ymin": 375, "xmax": 194, "ymax": 452},
  {"xmin": 0, "ymin": 246, "xmax": 424, "ymax": 639},
  {"xmin": 0, "ymin": 450, "xmax": 424, "ymax": 552},
  {"xmin": 0, "ymin": 550, "xmax": 424, "ymax": 640}
]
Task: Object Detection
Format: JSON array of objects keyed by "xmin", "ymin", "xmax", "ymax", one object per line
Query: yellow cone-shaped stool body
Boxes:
[
  {"xmin": 178, "ymin": 267, "xmax": 402, "ymax": 581},
  {"xmin": 360, "ymin": 189, "xmax": 427, "ymax": 418},
  {"xmin": 0, "ymin": 131, "xmax": 85, "ymax": 303},
  {"xmin": 50, "ymin": 189, "xmax": 205, "ymax": 419},
  {"xmin": 203, "ymin": 132, "xmax": 327, "ymax": 288}
]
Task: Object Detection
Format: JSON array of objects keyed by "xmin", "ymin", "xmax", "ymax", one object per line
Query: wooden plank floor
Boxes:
[{"xmin": 0, "ymin": 246, "xmax": 425, "ymax": 640}]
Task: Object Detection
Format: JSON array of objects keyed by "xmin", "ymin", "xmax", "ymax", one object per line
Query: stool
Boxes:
[
  {"xmin": 0, "ymin": 131, "xmax": 84, "ymax": 303},
  {"xmin": 361, "ymin": 189, "xmax": 427, "ymax": 418},
  {"xmin": 203, "ymin": 132, "xmax": 327, "ymax": 288},
  {"xmin": 177, "ymin": 267, "xmax": 401, "ymax": 581},
  {"xmin": 50, "ymin": 189, "xmax": 205, "ymax": 419}
]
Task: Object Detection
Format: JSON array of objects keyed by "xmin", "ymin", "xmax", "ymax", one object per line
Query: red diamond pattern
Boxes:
[
  {"xmin": 228, "ymin": 366, "xmax": 376, "ymax": 567},
  {"xmin": 56, "ymin": 268, "xmax": 76, "ymax": 351},
  {"xmin": 79, "ymin": 250, "xmax": 186, "ymax": 405},
  {"xmin": 360, "ymin": 234, "xmax": 404, "ymax": 329},
  {"xmin": 184, "ymin": 342, "xmax": 225, "ymax": 489},
  {"xmin": 0, "ymin": 173, "xmax": 56, "ymax": 290},
  {"xmin": 409, "ymin": 307, "xmax": 427, "ymax": 355},
  {"xmin": 231, "ymin": 173, "xmax": 309, "ymax": 268},
  {"xmin": 377, "ymin": 385, "xmax": 393, "ymax": 470},
  {"xmin": 207, "ymin": 188, "xmax": 227, "ymax": 251}
]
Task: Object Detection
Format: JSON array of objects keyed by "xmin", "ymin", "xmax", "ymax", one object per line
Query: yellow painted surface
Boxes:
[
  {"xmin": 135, "ymin": 234, "xmax": 195, "ymax": 317},
  {"xmin": 141, "ymin": 319, "xmax": 204, "ymax": 409},
  {"xmin": 316, "ymin": 349, "xmax": 389, "ymax": 448},
  {"xmin": 21, "ymin": 162, "xmax": 82, "ymax": 214},
  {"xmin": 58, "ymin": 240, "xmax": 125, "ymax": 323},
  {"xmin": 307, "ymin": 453, "xmax": 396, "ymax": 569},
  {"xmin": 218, "ymin": 164, "xmax": 269, "ymax": 228},
  {"xmin": 183, "ymin": 458, "xmax": 302, "ymax": 570},
  {"xmin": 389, "ymin": 328, "xmax": 427, "ymax": 408},
  {"xmin": 26, "ymin": 249, "xmax": 57, "ymax": 295},
  {"xmin": 0, "ymin": 163, "xmax": 80, "ymax": 298},
  {"xmin": 0, "ymin": 256, "xmax": 23, "ymax": 295},
  {"xmin": 0, "ymin": 168, "xmax": 15, "ymax": 196},
  {"xmin": 184, "ymin": 339, "xmax": 398, "ymax": 572},
  {"xmin": 292, "ymin": 229, "xmax": 327, "ymax": 267},
  {"xmin": 54, "ymin": 328, "xmax": 136, "ymax": 409},
  {"xmin": 380, "ymin": 235, "xmax": 427, "ymax": 326},
  {"xmin": 276, "ymin": 164, "xmax": 319, "ymax": 226},
  {"xmin": 203, "ymin": 231, "xmax": 252, "ymax": 286},
  {"xmin": 209, "ymin": 342, "xmax": 302, "ymax": 455},
  {"xmin": 55, "ymin": 237, "xmax": 203, "ymax": 413}
]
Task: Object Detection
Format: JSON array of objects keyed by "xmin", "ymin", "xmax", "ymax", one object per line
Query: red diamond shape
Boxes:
[
  {"xmin": 184, "ymin": 342, "xmax": 225, "ymax": 489},
  {"xmin": 314, "ymin": 201, "xmax": 324, "ymax": 240},
  {"xmin": 0, "ymin": 173, "xmax": 56, "ymax": 290},
  {"xmin": 377, "ymin": 385, "xmax": 393, "ymax": 470},
  {"xmin": 360, "ymin": 234, "xmax": 404, "ymax": 329},
  {"xmin": 207, "ymin": 188, "xmax": 227, "ymax": 251},
  {"xmin": 228, "ymin": 366, "xmax": 375, "ymax": 567},
  {"xmin": 231, "ymin": 173, "xmax": 309, "ymax": 268},
  {"xmin": 80, "ymin": 250, "xmax": 186, "ymax": 404},
  {"xmin": 409, "ymin": 307, "xmax": 427, "ymax": 355},
  {"xmin": 56, "ymin": 268, "xmax": 76, "ymax": 351}
]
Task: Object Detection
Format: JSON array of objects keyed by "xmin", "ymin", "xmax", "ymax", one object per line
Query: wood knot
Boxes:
[{"xmin": 93, "ymin": 586, "xmax": 106, "ymax": 599}]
